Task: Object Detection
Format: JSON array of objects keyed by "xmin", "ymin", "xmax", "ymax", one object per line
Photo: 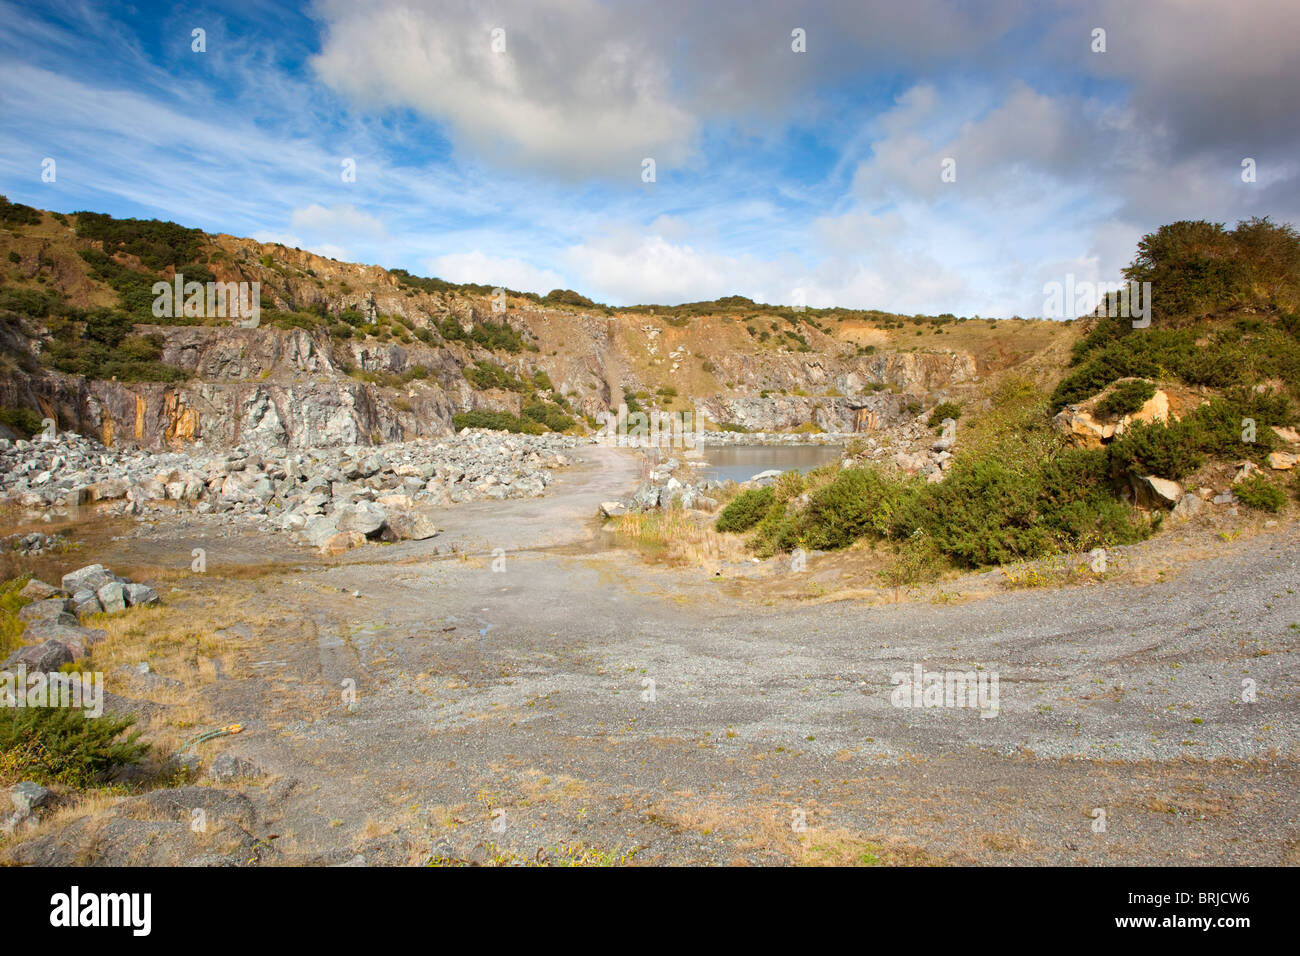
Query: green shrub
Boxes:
[
  {"xmin": 715, "ymin": 487, "xmax": 774, "ymax": 534},
  {"xmin": 452, "ymin": 410, "xmax": 543, "ymax": 434},
  {"xmin": 74, "ymin": 211, "xmax": 205, "ymax": 271},
  {"xmin": 469, "ymin": 320, "xmax": 530, "ymax": 353},
  {"xmin": 891, "ymin": 447, "xmax": 1147, "ymax": 568},
  {"xmin": 1107, "ymin": 393, "xmax": 1292, "ymax": 481},
  {"xmin": 543, "ymin": 288, "xmax": 597, "ymax": 308},
  {"xmin": 0, "ymin": 287, "xmax": 61, "ymax": 318},
  {"xmin": 1234, "ymin": 474, "xmax": 1286, "ymax": 512},
  {"xmin": 0, "ymin": 406, "xmax": 44, "ymax": 437},
  {"xmin": 798, "ymin": 468, "xmax": 911, "ymax": 550},
  {"xmin": 927, "ymin": 401, "xmax": 961, "ymax": 426},
  {"xmin": 0, "ymin": 195, "xmax": 42, "ymax": 226},
  {"xmin": 0, "ymin": 706, "xmax": 149, "ymax": 788},
  {"xmin": 521, "ymin": 400, "xmax": 575, "ymax": 432},
  {"xmin": 892, "ymin": 458, "xmax": 1053, "ymax": 567},
  {"xmin": 1, "ymin": 576, "xmax": 32, "ymax": 659},
  {"xmin": 1107, "ymin": 419, "xmax": 1201, "ymax": 481},
  {"xmin": 1095, "ymin": 379, "xmax": 1156, "ymax": 419},
  {"xmin": 465, "ymin": 361, "xmax": 527, "ymax": 393},
  {"xmin": 752, "ymin": 503, "xmax": 801, "ymax": 555}
]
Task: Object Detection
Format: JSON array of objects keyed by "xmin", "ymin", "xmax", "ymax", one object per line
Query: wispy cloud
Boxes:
[{"xmin": 0, "ymin": 0, "xmax": 1295, "ymax": 315}]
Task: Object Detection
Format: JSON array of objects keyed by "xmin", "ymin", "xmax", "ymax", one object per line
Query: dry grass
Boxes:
[
  {"xmin": 644, "ymin": 794, "xmax": 942, "ymax": 866},
  {"xmin": 80, "ymin": 586, "xmax": 257, "ymax": 756},
  {"xmin": 1140, "ymin": 790, "xmax": 1235, "ymax": 818},
  {"xmin": 607, "ymin": 508, "xmax": 747, "ymax": 567}
]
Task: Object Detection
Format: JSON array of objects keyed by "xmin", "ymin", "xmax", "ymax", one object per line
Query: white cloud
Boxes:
[
  {"xmin": 290, "ymin": 203, "xmax": 386, "ymax": 241},
  {"xmin": 309, "ymin": 0, "xmax": 696, "ymax": 178},
  {"xmin": 425, "ymin": 251, "xmax": 566, "ymax": 294}
]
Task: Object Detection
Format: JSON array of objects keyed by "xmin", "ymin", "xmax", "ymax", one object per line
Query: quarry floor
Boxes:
[{"xmin": 5, "ymin": 445, "xmax": 1299, "ymax": 866}]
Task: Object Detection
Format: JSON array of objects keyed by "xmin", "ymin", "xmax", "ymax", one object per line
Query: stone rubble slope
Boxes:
[{"xmin": 0, "ymin": 429, "xmax": 581, "ymax": 553}]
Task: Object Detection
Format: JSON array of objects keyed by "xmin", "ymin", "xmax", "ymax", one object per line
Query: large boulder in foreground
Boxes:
[
  {"xmin": 61, "ymin": 564, "xmax": 117, "ymax": 594},
  {"xmin": 3, "ymin": 639, "xmax": 74, "ymax": 673},
  {"xmin": 17, "ymin": 598, "xmax": 76, "ymax": 626}
]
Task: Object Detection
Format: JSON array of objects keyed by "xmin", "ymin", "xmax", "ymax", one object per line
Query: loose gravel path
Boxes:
[{"xmin": 10, "ymin": 445, "xmax": 1298, "ymax": 865}]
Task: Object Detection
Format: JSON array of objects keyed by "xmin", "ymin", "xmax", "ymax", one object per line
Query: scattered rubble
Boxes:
[
  {"xmin": 0, "ymin": 428, "xmax": 581, "ymax": 553},
  {"xmin": 2, "ymin": 564, "xmax": 158, "ymax": 672}
]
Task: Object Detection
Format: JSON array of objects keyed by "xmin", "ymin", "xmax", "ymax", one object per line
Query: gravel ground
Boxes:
[{"xmin": 6, "ymin": 445, "xmax": 1297, "ymax": 866}]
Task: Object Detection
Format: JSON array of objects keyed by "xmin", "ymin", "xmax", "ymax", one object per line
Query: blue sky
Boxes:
[{"xmin": 1, "ymin": 0, "xmax": 1296, "ymax": 316}]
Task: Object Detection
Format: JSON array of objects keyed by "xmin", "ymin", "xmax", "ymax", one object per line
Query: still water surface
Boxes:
[{"xmin": 695, "ymin": 444, "xmax": 844, "ymax": 484}]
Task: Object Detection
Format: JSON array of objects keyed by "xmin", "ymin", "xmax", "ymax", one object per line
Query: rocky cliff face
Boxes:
[
  {"xmin": 2, "ymin": 222, "xmax": 993, "ymax": 450},
  {"xmin": 695, "ymin": 392, "xmax": 915, "ymax": 433}
]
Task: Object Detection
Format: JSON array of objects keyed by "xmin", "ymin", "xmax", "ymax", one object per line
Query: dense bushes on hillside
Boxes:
[
  {"xmin": 1106, "ymin": 390, "xmax": 1291, "ymax": 481},
  {"xmin": 720, "ymin": 383, "xmax": 1152, "ymax": 570},
  {"xmin": 437, "ymin": 315, "xmax": 534, "ymax": 353},
  {"xmin": 44, "ymin": 319, "xmax": 188, "ymax": 383},
  {"xmin": 1095, "ymin": 379, "xmax": 1156, "ymax": 419},
  {"xmin": 0, "ymin": 195, "xmax": 42, "ymax": 227},
  {"xmin": 465, "ymin": 360, "xmax": 527, "ymax": 393},
  {"xmin": 1053, "ymin": 218, "xmax": 1300, "ymax": 410},
  {"xmin": 73, "ymin": 211, "xmax": 205, "ymax": 271},
  {"xmin": 1052, "ymin": 313, "xmax": 1300, "ymax": 410},
  {"xmin": 0, "ymin": 282, "xmax": 188, "ymax": 383},
  {"xmin": 452, "ymin": 410, "xmax": 544, "ymax": 434},
  {"xmin": 543, "ymin": 288, "xmax": 597, "ymax": 308},
  {"xmin": 521, "ymin": 400, "xmax": 575, "ymax": 432}
]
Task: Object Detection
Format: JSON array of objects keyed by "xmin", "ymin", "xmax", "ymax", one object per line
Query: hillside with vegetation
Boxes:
[
  {"xmin": 2, "ymin": 197, "xmax": 1297, "ymax": 583},
  {"xmin": 711, "ymin": 217, "xmax": 1300, "ymax": 579}
]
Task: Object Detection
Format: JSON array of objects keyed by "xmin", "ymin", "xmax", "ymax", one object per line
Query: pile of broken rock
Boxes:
[
  {"xmin": 2, "ymin": 565, "xmax": 157, "ymax": 674},
  {"xmin": 0, "ymin": 429, "xmax": 578, "ymax": 555}
]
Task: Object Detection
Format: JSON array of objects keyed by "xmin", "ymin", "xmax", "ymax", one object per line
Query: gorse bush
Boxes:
[
  {"xmin": 1106, "ymin": 392, "xmax": 1291, "ymax": 481},
  {"xmin": 438, "ymin": 315, "xmax": 532, "ymax": 353},
  {"xmin": 73, "ymin": 211, "xmax": 205, "ymax": 271},
  {"xmin": 0, "ymin": 706, "xmax": 149, "ymax": 788},
  {"xmin": 1106, "ymin": 419, "xmax": 1203, "ymax": 481},
  {"xmin": 927, "ymin": 401, "xmax": 961, "ymax": 426},
  {"xmin": 452, "ymin": 410, "xmax": 544, "ymax": 434},
  {"xmin": 1, "ymin": 576, "xmax": 32, "ymax": 659},
  {"xmin": 465, "ymin": 361, "xmax": 528, "ymax": 393},
  {"xmin": 43, "ymin": 311, "xmax": 188, "ymax": 383},
  {"xmin": 0, "ymin": 195, "xmax": 43, "ymax": 226},
  {"xmin": 714, "ymin": 487, "xmax": 773, "ymax": 534},
  {"xmin": 1095, "ymin": 379, "xmax": 1156, "ymax": 419},
  {"xmin": 1234, "ymin": 474, "xmax": 1286, "ymax": 512},
  {"xmin": 543, "ymin": 288, "xmax": 597, "ymax": 308},
  {"xmin": 799, "ymin": 468, "xmax": 909, "ymax": 551},
  {"xmin": 521, "ymin": 400, "xmax": 575, "ymax": 432},
  {"xmin": 0, "ymin": 406, "xmax": 45, "ymax": 437}
]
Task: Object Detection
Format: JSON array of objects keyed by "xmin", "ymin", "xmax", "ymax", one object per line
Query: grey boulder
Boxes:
[
  {"xmin": 3, "ymin": 639, "xmax": 74, "ymax": 673},
  {"xmin": 61, "ymin": 564, "xmax": 116, "ymax": 594}
]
